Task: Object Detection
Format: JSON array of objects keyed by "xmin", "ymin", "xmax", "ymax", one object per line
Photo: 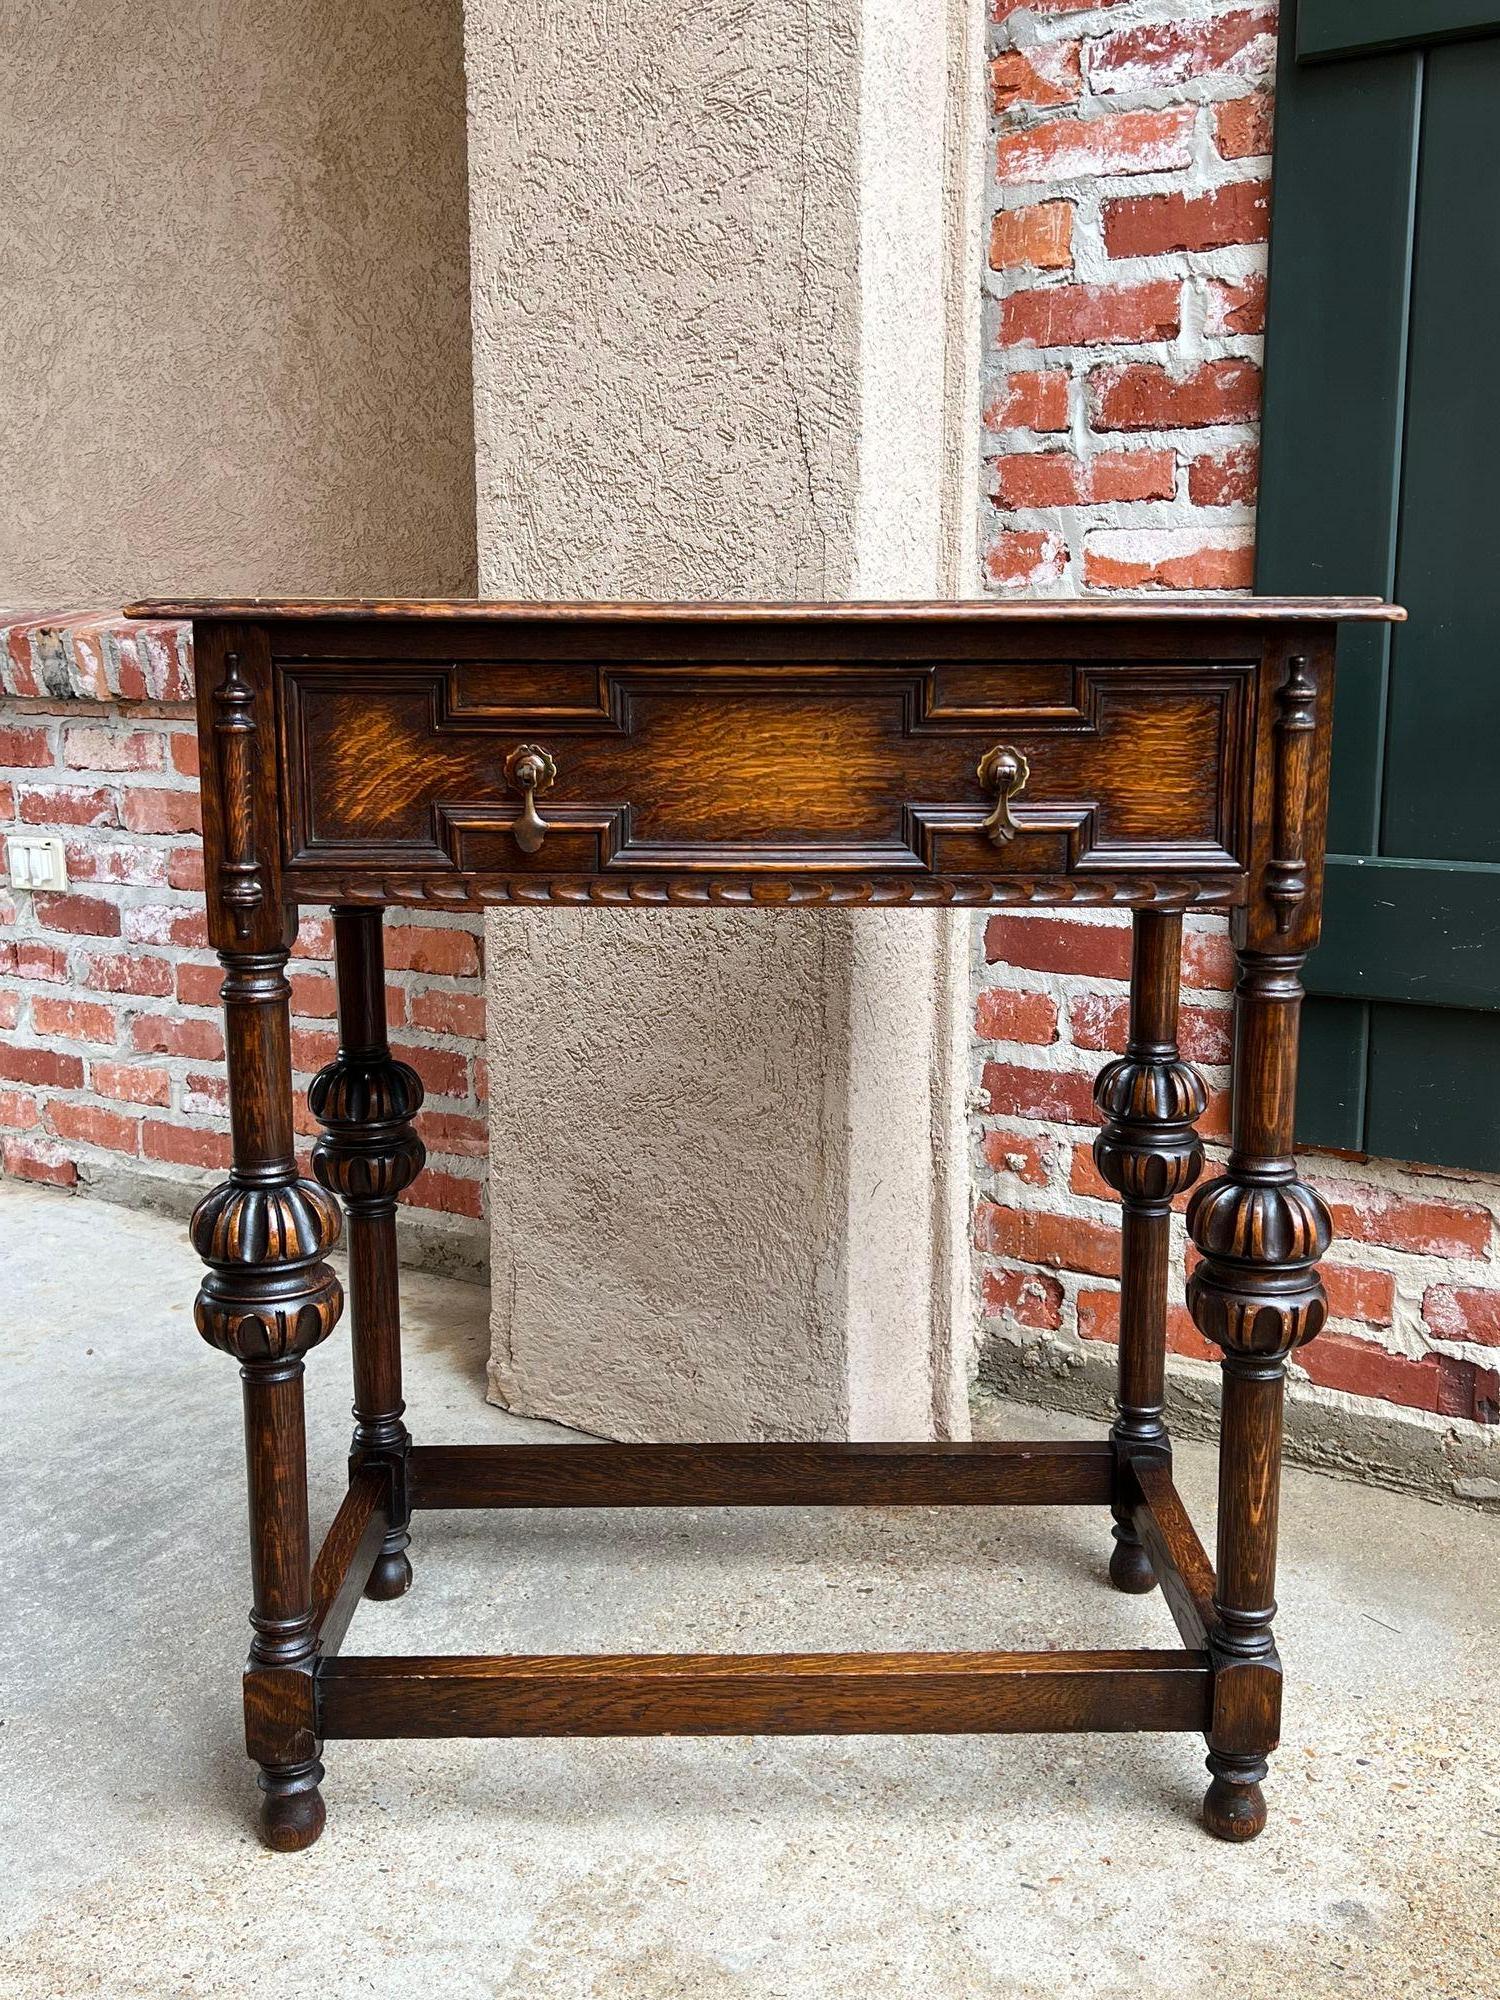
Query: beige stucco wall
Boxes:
[
  {"xmin": 471, "ymin": 0, "xmax": 987, "ymax": 1441},
  {"xmin": 0, "ymin": 0, "xmax": 476, "ymax": 603}
]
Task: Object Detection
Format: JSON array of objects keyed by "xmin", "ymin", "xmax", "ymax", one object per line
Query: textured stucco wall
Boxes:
[
  {"xmin": 472, "ymin": 0, "xmax": 988, "ymax": 1442},
  {"xmin": 0, "ymin": 0, "xmax": 476, "ymax": 602}
]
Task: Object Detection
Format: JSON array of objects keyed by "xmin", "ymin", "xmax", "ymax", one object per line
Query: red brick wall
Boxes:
[
  {"xmin": 0, "ymin": 615, "xmax": 487, "ymax": 1240},
  {"xmin": 976, "ymin": 0, "xmax": 1500, "ymax": 1438}
]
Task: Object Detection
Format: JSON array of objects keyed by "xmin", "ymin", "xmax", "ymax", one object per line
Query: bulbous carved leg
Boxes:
[
  {"xmin": 192, "ymin": 944, "xmax": 343, "ymax": 1850},
  {"xmin": 1093, "ymin": 913, "xmax": 1208, "ymax": 1595},
  {"xmin": 1187, "ymin": 948, "xmax": 1331, "ymax": 1842},
  {"xmin": 310, "ymin": 908, "xmax": 426, "ymax": 1600}
]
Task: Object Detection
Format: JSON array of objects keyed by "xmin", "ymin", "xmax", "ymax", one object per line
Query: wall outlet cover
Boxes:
[{"xmin": 5, "ymin": 833, "xmax": 69, "ymax": 892}]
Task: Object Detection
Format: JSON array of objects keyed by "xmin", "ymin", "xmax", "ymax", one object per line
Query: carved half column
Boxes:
[
  {"xmin": 191, "ymin": 943, "xmax": 344, "ymax": 1852},
  {"xmin": 1187, "ymin": 946, "xmax": 1331, "ymax": 1842},
  {"xmin": 310, "ymin": 907, "xmax": 426, "ymax": 1600},
  {"xmin": 1093, "ymin": 912, "xmax": 1208, "ymax": 1593}
]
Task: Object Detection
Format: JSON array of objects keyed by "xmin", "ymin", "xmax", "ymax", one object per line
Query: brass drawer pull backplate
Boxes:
[
  {"xmin": 504, "ymin": 743, "xmax": 557, "ymax": 854},
  {"xmin": 977, "ymin": 744, "xmax": 1030, "ymax": 846}
]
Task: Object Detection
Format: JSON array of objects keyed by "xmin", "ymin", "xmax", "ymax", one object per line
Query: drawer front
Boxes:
[{"xmin": 279, "ymin": 654, "xmax": 1255, "ymax": 899}]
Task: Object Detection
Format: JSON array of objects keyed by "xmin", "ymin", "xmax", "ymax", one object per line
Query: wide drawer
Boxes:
[{"xmin": 279, "ymin": 650, "xmax": 1255, "ymax": 896}]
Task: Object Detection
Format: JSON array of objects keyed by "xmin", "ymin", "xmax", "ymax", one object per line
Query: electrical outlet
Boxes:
[{"xmin": 5, "ymin": 833, "xmax": 69, "ymax": 892}]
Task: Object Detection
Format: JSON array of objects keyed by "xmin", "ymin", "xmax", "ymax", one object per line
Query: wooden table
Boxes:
[{"xmin": 130, "ymin": 594, "xmax": 1402, "ymax": 1852}]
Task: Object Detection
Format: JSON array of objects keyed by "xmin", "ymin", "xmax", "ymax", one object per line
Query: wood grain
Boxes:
[
  {"xmin": 318, "ymin": 1649, "xmax": 1213, "ymax": 1739},
  {"xmin": 407, "ymin": 1440, "xmax": 1115, "ymax": 1511},
  {"xmin": 130, "ymin": 595, "xmax": 1403, "ymax": 623},
  {"xmin": 311, "ymin": 1466, "xmax": 387, "ymax": 1658}
]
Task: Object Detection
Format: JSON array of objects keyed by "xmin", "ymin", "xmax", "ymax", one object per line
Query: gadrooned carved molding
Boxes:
[
  {"xmin": 1186, "ymin": 1174, "xmax": 1334, "ymax": 1358},
  {"xmin": 1092, "ymin": 1054, "xmax": 1209, "ymax": 1204},
  {"xmin": 307, "ymin": 1054, "xmax": 425, "ymax": 1131},
  {"xmin": 195, "ymin": 1262, "xmax": 344, "ymax": 1364},
  {"xmin": 313, "ymin": 1126, "xmax": 427, "ymax": 1205},
  {"xmin": 283, "ymin": 873, "xmax": 1242, "ymax": 912},
  {"xmin": 190, "ymin": 1176, "xmax": 342, "ymax": 1268}
]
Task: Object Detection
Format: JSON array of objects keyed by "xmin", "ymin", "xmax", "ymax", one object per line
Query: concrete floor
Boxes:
[{"xmin": 2, "ymin": 1180, "xmax": 1497, "ymax": 2000}]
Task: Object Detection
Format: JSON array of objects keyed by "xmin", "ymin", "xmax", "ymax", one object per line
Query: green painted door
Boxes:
[{"xmin": 1258, "ymin": 0, "xmax": 1500, "ymax": 1169}]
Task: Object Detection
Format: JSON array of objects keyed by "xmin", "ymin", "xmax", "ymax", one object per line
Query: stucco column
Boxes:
[{"xmin": 467, "ymin": 0, "xmax": 987, "ymax": 1440}]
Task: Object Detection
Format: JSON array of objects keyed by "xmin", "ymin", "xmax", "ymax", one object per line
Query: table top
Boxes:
[{"xmin": 128, "ymin": 596, "xmax": 1405, "ymax": 626}]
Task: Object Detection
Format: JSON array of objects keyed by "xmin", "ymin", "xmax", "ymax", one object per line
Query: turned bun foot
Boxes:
[
  {"xmin": 258, "ymin": 1763, "xmax": 327, "ymax": 1851},
  {"xmin": 364, "ymin": 1546, "xmax": 414, "ymax": 1601},
  {"xmin": 1203, "ymin": 1763, "xmax": 1268, "ymax": 1842},
  {"xmin": 1108, "ymin": 1532, "xmax": 1158, "ymax": 1595}
]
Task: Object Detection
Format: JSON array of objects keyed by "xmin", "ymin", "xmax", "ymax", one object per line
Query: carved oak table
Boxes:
[{"xmin": 129, "ymin": 594, "xmax": 1402, "ymax": 1851}]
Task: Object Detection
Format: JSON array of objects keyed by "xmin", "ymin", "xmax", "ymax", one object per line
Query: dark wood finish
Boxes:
[
  {"xmin": 175, "ymin": 596, "xmax": 1390, "ymax": 1850},
  {"xmin": 407, "ymin": 1439, "xmax": 1115, "ymax": 1511},
  {"xmin": 309, "ymin": 906, "xmax": 425, "ymax": 1600},
  {"xmin": 318, "ymin": 1649, "xmax": 1212, "ymax": 1740},
  {"xmin": 1093, "ymin": 913, "xmax": 1207, "ymax": 1592}
]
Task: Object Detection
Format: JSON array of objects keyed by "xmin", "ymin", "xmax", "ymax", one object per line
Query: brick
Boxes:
[
  {"xmin": 2, "ymin": 1136, "xmax": 78, "ymax": 1188},
  {"xmin": 141, "ymin": 1119, "xmax": 232, "ymax": 1171},
  {"xmin": 417, "ymin": 1109, "xmax": 489, "ymax": 1159},
  {"xmin": 1103, "ymin": 182, "xmax": 1268, "ymax": 261},
  {"xmin": 975, "ymin": 1202, "xmax": 1121, "ymax": 1280},
  {"xmin": 182, "ymin": 1071, "xmax": 229, "ymax": 1117},
  {"xmin": 1084, "ymin": 530, "xmax": 1255, "ymax": 592},
  {"xmin": 167, "ymin": 843, "xmax": 205, "ymax": 892},
  {"xmin": 293, "ymin": 915, "xmax": 335, "ymax": 959},
  {"xmin": 981, "ymin": 1264, "xmax": 1065, "ymax": 1331},
  {"xmin": 168, "ymin": 732, "xmax": 200, "ymax": 778},
  {"xmin": 18, "ymin": 784, "xmax": 116, "ymax": 827},
  {"xmin": 1076, "ymin": 1286, "xmax": 1213, "ymax": 1361},
  {"xmin": 33, "ymin": 893, "xmax": 121, "ymax": 937},
  {"xmin": 63, "ymin": 837, "xmax": 169, "ymax": 888},
  {"xmin": 1068, "ymin": 992, "xmax": 1231, "ymax": 1066},
  {"xmin": 290, "ymin": 1027, "xmax": 336, "ymax": 1077},
  {"xmin": 984, "ymin": 530, "xmax": 1067, "ymax": 589},
  {"xmin": 1087, "ymin": 9, "xmax": 1276, "ymax": 94},
  {"xmin": 986, "ymin": 370, "xmax": 1070, "ymax": 433},
  {"xmin": 32, "ymin": 996, "xmax": 118, "ymax": 1046},
  {"xmin": 1424, "ymin": 1285, "xmax": 1500, "ymax": 1348},
  {"xmin": 0, "ymin": 724, "xmax": 55, "ymax": 767},
  {"xmin": 408, "ymin": 989, "xmax": 487, "ymax": 1039},
  {"xmin": 130, "ymin": 1013, "xmax": 225, "ymax": 1061},
  {"xmin": 1324, "ymin": 1265, "xmax": 1397, "ymax": 1330},
  {"xmin": 391, "ymin": 1040, "xmax": 470, "ymax": 1101},
  {"xmin": 989, "ymin": 201, "xmax": 1074, "ymax": 273},
  {"xmin": 1294, "ymin": 1334, "xmax": 1441, "ymax": 1414},
  {"xmin": 1215, "ymin": 91, "xmax": 1274, "ymax": 161},
  {"xmin": 1184, "ymin": 925, "xmax": 1235, "ymax": 991},
  {"xmin": 0, "ymin": 1086, "xmax": 40, "ymax": 1129},
  {"xmin": 0, "ymin": 781, "xmax": 13, "ymax": 817},
  {"xmin": 15, "ymin": 941, "xmax": 69, "ymax": 983},
  {"xmin": 121, "ymin": 785, "xmax": 202, "ymax": 835},
  {"xmin": 289, "ymin": 970, "xmax": 338, "ymax": 1019},
  {"xmin": 1437, "ymin": 1359, "xmax": 1499, "ymax": 1426},
  {"xmin": 1092, "ymin": 359, "xmax": 1262, "ymax": 433},
  {"xmin": 989, "ymin": 42, "xmax": 1081, "ymax": 115},
  {"xmin": 1089, "ymin": 447, "xmax": 1176, "ymax": 504},
  {"xmin": 997, "ymin": 107, "xmax": 1196, "ymax": 185},
  {"xmin": 383, "ymin": 924, "xmax": 481, "ymax": 978},
  {"xmin": 123, "ymin": 904, "xmax": 208, "ymax": 948},
  {"xmin": 403, "ymin": 1169, "xmax": 483, "ymax": 1220},
  {"xmin": 79, "ymin": 950, "xmax": 174, "ymax": 997},
  {"xmin": 175, "ymin": 961, "xmax": 224, "ymax": 1009},
  {"xmin": 1001, "ymin": 279, "xmax": 1180, "ymax": 351},
  {"xmin": 1321, "ymin": 1184, "xmax": 1492, "ymax": 1261},
  {"xmin": 91, "ymin": 1060, "xmax": 172, "ymax": 1107},
  {"xmin": 991, "ymin": 452, "xmax": 1082, "ymax": 510},
  {"xmin": 62, "ymin": 725, "xmax": 165, "ymax": 772},
  {"xmin": 46, "ymin": 1099, "xmax": 140, "ymax": 1154},
  {"xmin": 992, "ymin": 0, "xmax": 1129, "ymax": 16},
  {"xmin": 1205, "ymin": 271, "xmax": 1267, "ymax": 336},
  {"xmin": 980, "ymin": 1125, "xmax": 1053, "ymax": 1188},
  {"xmin": 0, "ymin": 993, "xmax": 18, "ymax": 1030},
  {"xmin": 0, "ymin": 1041, "xmax": 86, "ymax": 1089},
  {"xmin": 975, "ymin": 987, "xmax": 1060, "ymax": 1046},
  {"xmin": 985, "ymin": 913, "xmax": 1130, "ymax": 980},
  {"xmin": 1189, "ymin": 445, "xmax": 1260, "ymax": 508},
  {"xmin": 982, "ymin": 1060, "xmax": 1097, "ymax": 1127}
]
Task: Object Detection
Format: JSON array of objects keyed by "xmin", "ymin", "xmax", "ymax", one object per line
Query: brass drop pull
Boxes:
[
  {"xmin": 504, "ymin": 743, "xmax": 557, "ymax": 855},
  {"xmin": 977, "ymin": 744, "xmax": 1031, "ymax": 846}
]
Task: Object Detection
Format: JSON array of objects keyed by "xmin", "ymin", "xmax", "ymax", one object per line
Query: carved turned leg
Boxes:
[
  {"xmin": 191, "ymin": 941, "xmax": 343, "ymax": 1850},
  {"xmin": 1093, "ymin": 912, "xmax": 1208, "ymax": 1593},
  {"xmin": 1187, "ymin": 947, "xmax": 1330, "ymax": 1841},
  {"xmin": 310, "ymin": 907, "xmax": 425, "ymax": 1600}
]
